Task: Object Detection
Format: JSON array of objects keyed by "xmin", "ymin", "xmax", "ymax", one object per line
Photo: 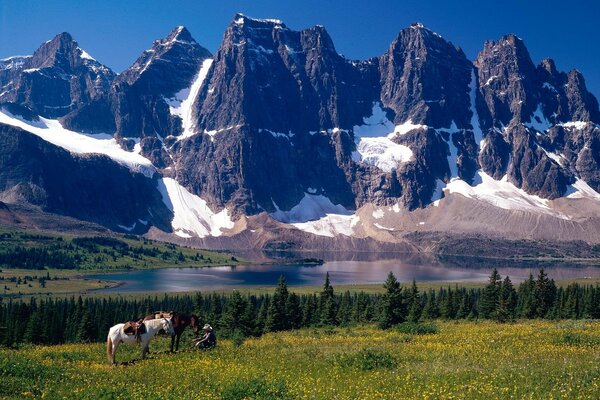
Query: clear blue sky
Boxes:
[{"xmin": 1, "ymin": 0, "xmax": 599, "ymax": 96}]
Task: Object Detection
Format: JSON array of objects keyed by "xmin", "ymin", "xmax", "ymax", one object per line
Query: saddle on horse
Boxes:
[
  {"xmin": 123, "ymin": 320, "xmax": 146, "ymax": 342},
  {"xmin": 146, "ymin": 311, "xmax": 173, "ymax": 320}
]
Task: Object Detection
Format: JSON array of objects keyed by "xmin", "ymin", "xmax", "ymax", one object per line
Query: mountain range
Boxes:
[{"xmin": 1, "ymin": 14, "xmax": 600, "ymax": 254}]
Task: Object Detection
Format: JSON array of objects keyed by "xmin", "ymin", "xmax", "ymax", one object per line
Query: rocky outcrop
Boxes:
[
  {"xmin": 0, "ymin": 33, "xmax": 114, "ymax": 118},
  {"xmin": 380, "ymin": 23, "xmax": 473, "ymax": 129}
]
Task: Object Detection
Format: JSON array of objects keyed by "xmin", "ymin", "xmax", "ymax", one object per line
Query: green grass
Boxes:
[{"xmin": 1, "ymin": 320, "xmax": 599, "ymax": 399}]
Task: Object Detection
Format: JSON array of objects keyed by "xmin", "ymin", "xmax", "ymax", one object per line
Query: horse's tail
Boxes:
[{"xmin": 106, "ymin": 335, "xmax": 113, "ymax": 364}]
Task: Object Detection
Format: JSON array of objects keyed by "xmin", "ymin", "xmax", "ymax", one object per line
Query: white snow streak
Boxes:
[
  {"xmin": 444, "ymin": 171, "xmax": 569, "ymax": 219},
  {"xmin": 169, "ymin": 58, "xmax": 213, "ymax": 140},
  {"xmin": 157, "ymin": 178, "xmax": 234, "ymax": 238},
  {"xmin": 0, "ymin": 108, "xmax": 155, "ymax": 177}
]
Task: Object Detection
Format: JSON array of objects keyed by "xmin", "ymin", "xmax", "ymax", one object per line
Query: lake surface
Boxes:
[{"xmin": 87, "ymin": 257, "xmax": 600, "ymax": 293}]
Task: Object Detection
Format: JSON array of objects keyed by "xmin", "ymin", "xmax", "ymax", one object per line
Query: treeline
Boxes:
[
  {"xmin": 0, "ymin": 269, "xmax": 599, "ymax": 347},
  {"xmin": 0, "ymin": 233, "xmax": 220, "ymax": 270}
]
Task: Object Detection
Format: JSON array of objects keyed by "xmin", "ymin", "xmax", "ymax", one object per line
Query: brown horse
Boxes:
[{"xmin": 144, "ymin": 311, "xmax": 200, "ymax": 352}]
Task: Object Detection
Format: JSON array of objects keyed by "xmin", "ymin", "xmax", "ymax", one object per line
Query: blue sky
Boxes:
[{"xmin": 1, "ymin": 0, "xmax": 599, "ymax": 96}]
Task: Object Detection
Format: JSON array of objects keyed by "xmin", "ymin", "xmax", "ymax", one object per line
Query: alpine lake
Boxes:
[{"xmin": 86, "ymin": 253, "xmax": 600, "ymax": 293}]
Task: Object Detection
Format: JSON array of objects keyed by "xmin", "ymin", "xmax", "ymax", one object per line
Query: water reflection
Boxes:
[{"xmin": 88, "ymin": 257, "xmax": 600, "ymax": 294}]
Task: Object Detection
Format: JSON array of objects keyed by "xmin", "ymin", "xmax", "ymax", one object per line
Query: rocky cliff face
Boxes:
[
  {"xmin": 0, "ymin": 33, "xmax": 114, "ymax": 118},
  {"xmin": 1, "ymin": 15, "xmax": 599, "ymax": 242},
  {"xmin": 0, "ymin": 123, "xmax": 172, "ymax": 232}
]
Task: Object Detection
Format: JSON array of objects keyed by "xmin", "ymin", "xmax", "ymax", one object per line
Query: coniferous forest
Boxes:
[{"xmin": 1, "ymin": 269, "xmax": 599, "ymax": 347}]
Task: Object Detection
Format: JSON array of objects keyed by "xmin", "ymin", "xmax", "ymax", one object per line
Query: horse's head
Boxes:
[
  {"xmin": 190, "ymin": 315, "xmax": 200, "ymax": 335},
  {"xmin": 162, "ymin": 318, "xmax": 175, "ymax": 337}
]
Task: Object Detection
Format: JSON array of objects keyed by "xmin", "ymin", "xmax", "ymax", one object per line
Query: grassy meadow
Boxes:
[{"xmin": 1, "ymin": 320, "xmax": 599, "ymax": 399}]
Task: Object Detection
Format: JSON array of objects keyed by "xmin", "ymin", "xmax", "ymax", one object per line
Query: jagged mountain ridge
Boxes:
[{"xmin": 1, "ymin": 14, "xmax": 599, "ymax": 246}]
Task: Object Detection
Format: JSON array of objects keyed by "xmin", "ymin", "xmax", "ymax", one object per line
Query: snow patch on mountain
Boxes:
[
  {"xmin": 352, "ymin": 137, "xmax": 413, "ymax": 172},
  {"xmin": 157, "ymin": 177, "xmax": 234, "ymax": 238},
  {"xmin": 352, "ymin": 103, "xmax": 419, "ymax": 172},
  {"xmin": 469, "ymin": 69, "xmax": 484, "ymax": 148},
  {"xmin": 291, "ymin": 214, "xmax": 360, "ymax": 238},
  {"xmin": 443, "ymin": 171, "xmax": 569, "ymax": 219},
  {"xmin": 271, "ymin": 193, "xmax": 353, "ymax": 223},
  {"xmin": 168, "ymin": 58, "xmax": 213, "ymax": 140},
  {"xmin": 0, "ymin": 107, "xmax": 155, "ymax": 177},
  {"xmin": 565, "ymin": 179, "xmax": 600, "ymax": 200},
  {"xmin": 525, "ymin": 103, "xmax": 551, "ymax": 132},
  {"xmin": 269, "ymin": 193, "xmax": 358, "ymax": 237}
]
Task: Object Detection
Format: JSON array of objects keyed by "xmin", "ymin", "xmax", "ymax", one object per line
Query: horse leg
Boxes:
[
  {"xmin": 170, "ymin": 334, "xmax": 175, "ymax": 353},
  {"xmin": 175, "ymin": 333, "xmax": 181, "ymax": 352},
  {"xmin": 141, "ymin": 339, "xmax": 149, "ymax": 359},
  {"xmin": 111, "ymin": 340, "xmax": 120, "ymax": 365}
]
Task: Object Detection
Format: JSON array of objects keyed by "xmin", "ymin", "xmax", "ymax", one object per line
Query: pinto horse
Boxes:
[
  {"xmin": 144, "ymin": 311, "xmax": 200, "ymax": 352},
  {"xmin": 106, "ymin": 318, "xmax": 174, "ymax": 365}
]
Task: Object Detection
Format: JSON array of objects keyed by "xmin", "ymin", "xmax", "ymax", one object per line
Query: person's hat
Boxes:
[{"xmin": 203, "ymin": 324, "xmax": 213, "ymax": 331}]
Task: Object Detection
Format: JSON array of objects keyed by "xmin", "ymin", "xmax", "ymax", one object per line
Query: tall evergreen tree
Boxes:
[
  {"xmin": 421, "ymin": 291, "xmax": 439, "ymax": 320},
  {"xmin": 265, "ymin": 275, "xmax": 289, "ymax": 332},
  {"xmin": 378, "ymin": 272, "xmax": 405, "ymax": 329},
  {"xmin": 320, "ymin": 273, "xmax": 337, "ymax": 326},
  {"xmin": 534, "ymin": 268, "xmax": 556, "ymax": 318},
  {"xmin": 221, "ymin": 291, "xmax": 253, "ymax": 337},
  {"xmin": 479, "ymin": 269, "xmax": 501, "ymax": 319},
  {"xmin": 286, "ymin": 292, "xmax": 303, "ymax": 329},
  {"xmin": 406, "ymin": 280, "xmax": 421, "ymax": 322},
  {"xmin": 517, "ymin": 274, "xmax": 537, "ymax": 318}
]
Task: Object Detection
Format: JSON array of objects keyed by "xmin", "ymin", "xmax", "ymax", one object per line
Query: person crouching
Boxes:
[{"xmin": 193, "ymin": 324, "xmax": 217, "ymax": 349}]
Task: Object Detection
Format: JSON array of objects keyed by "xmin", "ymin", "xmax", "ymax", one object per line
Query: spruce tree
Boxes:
[
  {"xmin": 286, "ymin": 292, "xmax": 303, "ymax": 329},
  {"xmin": 222, "ymin": 291, "xmax": 253, "ymax": 337},
  {"xmin": 517, "ymin": 274, "xmax": 536, "ymax": 318},
  {"xmin": 479, "ymin": 269, "xmax": 501, "ymax": 319},
  {"xmin": 320, "ymin": 273, "xmax": 337, "ymax": 326},
  {"xmin": 265, "ymin": 275, "xmax": 289, "ymax": 332},
  {"xmin": 406, "ymin": 280, "xmax": 421, "ymax": 323},
  {"xmin": 534, "ymin": 268, "xmax": 556, "ymax": 318},
  {"xmin": 493, "ymin": 276, "xmax": 516, "ymax": 322},
  {"xmin": 378, "ymin": 272, "xmax": 405, "ymax": 329},
  {"xmin": 421, "ymin": 291, "xmax": 439, "ymax": 320}
]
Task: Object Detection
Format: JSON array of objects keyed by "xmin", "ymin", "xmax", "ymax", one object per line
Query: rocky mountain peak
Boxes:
[
  {"xmin": 539, "ymin": 58, "xmax": 558, "ymax": 76},
  {"xmin": 116, "ymin": 26, "xmax": 211, "ymax": 94},
  {"xmin": 231, "ymin": 13, "xmax": 286, "ymax": 29},
  {"xmin": 475, "ymin": 34, "xmax": 538, "ymax": 126},
  {"xmin": 165, "ymin": 25, "xmax": 195, "ymax": 43},
  {"xmin": 0, "ymin": 31, "xmax": 114, "ymax": 118},
  {"xmin": 29, "ymin": 32, "xmax": 85, "ymax": 71},
  {"xmin": 379, "ymin": 23, "xmax": 472, "ymax": 128}
]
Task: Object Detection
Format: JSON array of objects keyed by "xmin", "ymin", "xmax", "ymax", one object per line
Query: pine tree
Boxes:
[
  {"xmin": 479, "ymin": 269, "xmax": 501, "ymax": 319},
  {"xmin": 456, "ymin": 290, "xmax": 471, "ymax": 319},
  {"xmin": 440, "ymin": 287, "xmax": 457, "ymax": 319},
  {"xmin": 378, "ymin": 272, "xmax": 405, "ymax": 329},
  {"xmin": 76, "ymin": 308, "xmax": 95, "ymax": 343},
  {"xmin": 534, "ymin": 268, "xmax": 556, "ymax": 318},
  {"xmin": 336, "ymin": 291, "xmax": 352, "ymax": 326},
  {"xmin": 302, "ymin": 294, "xmax": 317, "ymax": 327},
  {"xmin": 265, "ymin": 275, "xmax": 289, "ymax": 332},
  {"xmin": 421, "ymin": 291, "xmax": 439, "ymax": 320},
  {"xmin": 517, "ymin": 274, "xmax": 536, "ymax": 318},
  {"xmin": 286, "ymin": 293, "xmax": 303, "ymax": 329},
  {"xmin": 221, "ymin": 291, "xmax": 253, "ymax": 337},
  {"xmin": 493, "ymin": 276, "xmax": 516, "ymax": 322},
  {"xmin": 406, "ymin": 280, "xmax": 421, "ymax": 323},
  {"xmin": 320, "ymin": 273, "xmax": 337, "ymax": 326},
  {"xmin": 255, "ymin": 297, "xmax": 270, "ymax": 335}
]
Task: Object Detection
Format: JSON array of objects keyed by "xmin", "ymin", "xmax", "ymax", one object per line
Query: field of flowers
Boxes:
[{"xmin": 1, "ymin": 320, "xmax": 599, "ymax": 399}]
